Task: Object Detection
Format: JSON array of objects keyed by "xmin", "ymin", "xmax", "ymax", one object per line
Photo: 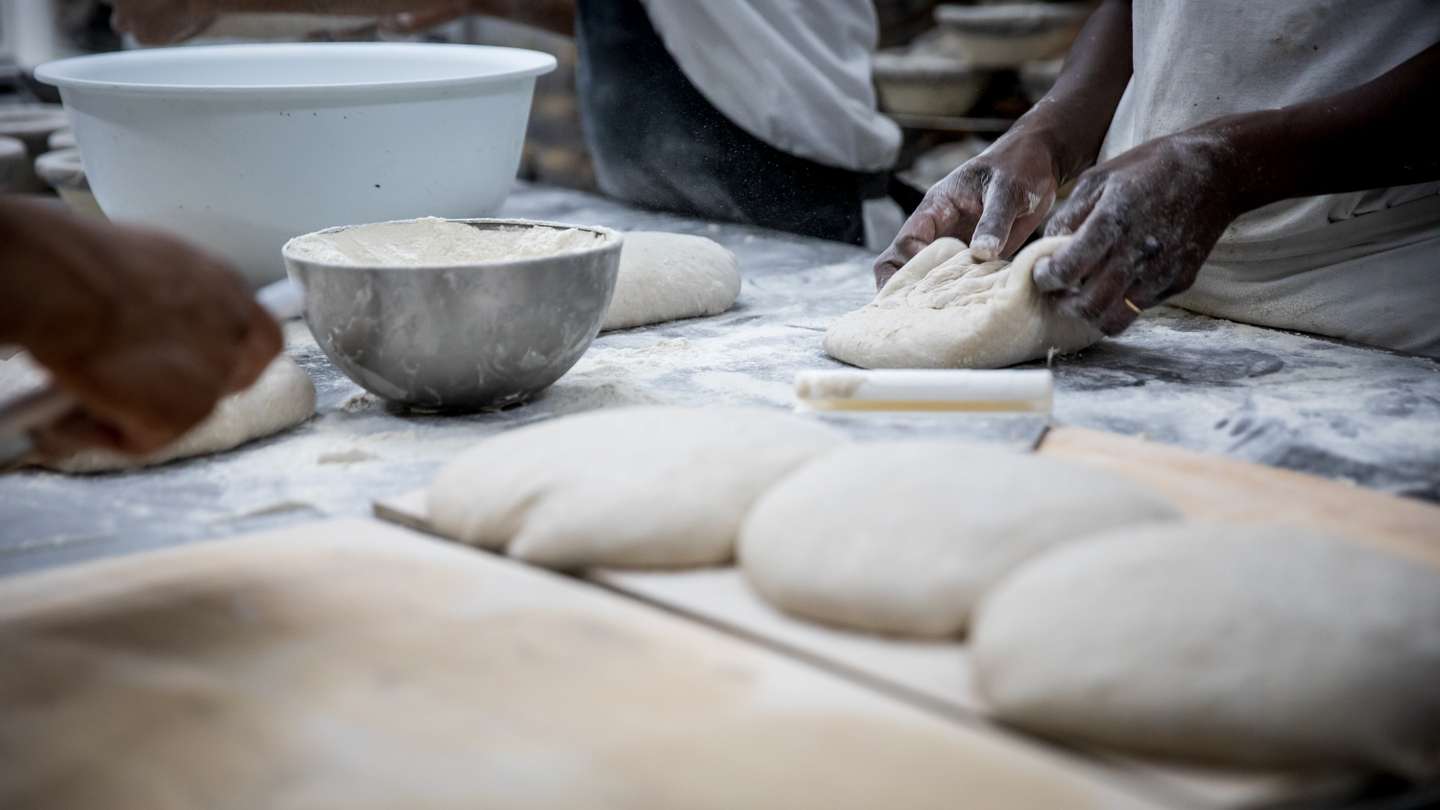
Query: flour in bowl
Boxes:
[{"xmin": 287, "ymin": 217, "xmax": 601, "ymax": 266}]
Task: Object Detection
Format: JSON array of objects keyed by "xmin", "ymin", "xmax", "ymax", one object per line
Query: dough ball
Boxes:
[
  {"xmin": 738, "ymin": 442, "xmax": 1179, "ymax": 638},
  {"xmin": 971, "ymin": 523, "xmax": 1440, "ymax": 777},
  {"xmin": 0, "ymin": 354, "xmax": 315, "ymax": 473},
  {"xmin": 824, "ymin": 236, "xmax": 1099, "ymax": 369},
  {"xmin": 602, "ymin": 232, "xmax": 741, "ymax": 331},
  {"xmin": 428, "ymin": 406, "xmax": 845, "ymax": 569}
]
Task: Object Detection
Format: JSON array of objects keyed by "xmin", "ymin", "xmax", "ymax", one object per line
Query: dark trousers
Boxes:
[{"xmin": 574, "ymin": 0, "xmax": 881, "ymax": 245}]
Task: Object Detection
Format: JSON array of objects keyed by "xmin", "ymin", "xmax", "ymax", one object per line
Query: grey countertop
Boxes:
[{"xmin": 4, "ymin": 183, "xmax": 1439, "ymax": 576}]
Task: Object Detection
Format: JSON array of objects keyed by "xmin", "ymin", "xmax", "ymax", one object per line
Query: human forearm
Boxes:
[
  {"xmin": 1204, "ymin": 42, "xmax": 1440, "ymax": 215},
  {"xmin": 1016, "ymin": 0, "xmax": 1133, "ymax": 183}
]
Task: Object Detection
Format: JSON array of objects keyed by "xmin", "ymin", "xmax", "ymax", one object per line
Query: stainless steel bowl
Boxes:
[{"xmin": 283, "ymin": 218, "xmax": 622, "ymax": 412}]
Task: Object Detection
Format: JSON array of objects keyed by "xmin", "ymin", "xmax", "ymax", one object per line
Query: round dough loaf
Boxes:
[
  {"xmin": 0, "ymin": 354, "xmax": 315, "ymax": 473},
  {"xmin": 824, "ymin": 236, "xmax": 1099, "ymax": 369},
  {"xmin": 427, "ymin": 406, "xmax": 845, "ymax": 569},
  {"xmin": 738, "ymin": 442, "xmax": 1179, "ymax": 638},
  {"xmin": 971, "ymin": 523, "xmax": 1440, "ymax": 777},
  {"xmin": 602, "ymin": 232, "xmax": 741, "ymax": 331}
]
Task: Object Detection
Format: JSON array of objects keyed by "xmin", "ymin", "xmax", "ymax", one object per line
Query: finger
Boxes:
[
  {"xmin": 970, "ymin": 178, "xmax": 1029, "ymax": 260},
  {"xmin": 873, "ymin": 262, "xmax": 899, "ymax": 290},
  {"xmin": 1043, "ymin": 174, "xmax": 1103, "ymax": 239},
  {"xmin": 31, "ymin": 411, "xmax": 126, "ymax": 459},
  {"xmin": 1094, "ymin": 281, "xmax": 1147, "ymax": 336},
  {"xmin": 999, "ymin": 188, "xmax": 1055, "ymax": 259},
  {"xmin": 874, "ymin": 172, "xmax": 984, "ymax": 284},
  {"xmin": 1033, "ymin": 196, "xmax": 1121, "ymax": 295},
  {"xmin": 226, "ymin": 301, "xmax": 282, "ymax": 393},
  {"xmin": 1056, "ymin": 252, "xmax": 1133, "ymax": 326},
  {"xmin": 72, "ymin": 352, "xmax": 222, "ymax": 455}
]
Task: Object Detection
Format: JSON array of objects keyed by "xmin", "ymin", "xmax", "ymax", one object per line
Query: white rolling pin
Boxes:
[{"xmin": 794, "ymin": 369, "xmax": 1053, "ymax": 414}]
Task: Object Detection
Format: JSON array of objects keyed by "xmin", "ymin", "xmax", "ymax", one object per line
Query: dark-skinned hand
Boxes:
[
  {"xmin": 1034, "ymin": 130, "xmax": 1240, "ymax": 335},
  {"xmin": 2, "ymin": 199, "xmax": 281, "ymax": 458},
  {"xmin": 874, "ymin": 128, "xmax": 1060, "ymax": 289}
]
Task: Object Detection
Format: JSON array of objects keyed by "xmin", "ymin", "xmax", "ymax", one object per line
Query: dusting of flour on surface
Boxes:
[{"xmin": 288, "ymin": 217, "xmax": 600, "ymax": 266}]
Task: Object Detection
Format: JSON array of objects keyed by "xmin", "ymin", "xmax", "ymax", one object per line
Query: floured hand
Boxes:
[
  {"xmin": 874, "ymin": 130, "xmax": 1059, "ymax": 289},
  {"xmin": 1034, "ymin": 130, "xmax": 1242, "ymax": 335}
]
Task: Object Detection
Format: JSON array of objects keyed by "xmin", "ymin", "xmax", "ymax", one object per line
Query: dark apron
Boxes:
[{"xmin": 575, "ymin": 0, "xmax": 894, "ymax": 246}]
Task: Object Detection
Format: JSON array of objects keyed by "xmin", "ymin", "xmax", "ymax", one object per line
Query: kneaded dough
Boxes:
[
  {"xmin": 825, "ymin": 236, "xmax": 1099, "ymax": 369},
  {"xmin": 738, "ymin": 442, "xmax": 1179, "ymax": 638},
  {"xmin": 0, "ymin": 354, "xmax": 315, "ymax": 473},
  {"xmin": 971, "ymin": 523, "xmax": 1440, "ymax": 777},
  {"xmin": 428, "ymin": 406, "xmax": 844, "ymax": 569},
  {"xmin": 602, "ymin": 232, "xmax": 741, "ymax": 331}
]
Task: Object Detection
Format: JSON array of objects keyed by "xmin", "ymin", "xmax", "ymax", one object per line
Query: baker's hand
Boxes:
[
  {"xmin": 1033, "ymin": 131, "xmax": 1240, "ymax": 335},
  {"xmin": 109, "ymin": 0, "xmax": 217, "ymax": 45},
  {"xmin": 1, "ymin": 200, "xmax": 281, "ymax": 457},
  {"xmin": 874, "ymin": 131, "xmax": 1059, "ymax": 288}
]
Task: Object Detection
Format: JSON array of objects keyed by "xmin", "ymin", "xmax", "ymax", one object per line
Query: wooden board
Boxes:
[
  {"xmin": 0, "ymin": 517, "xmax": 1172, "ymax": 810},
  {"xmin": 373, "ymin": 427, "xmax": 1440, "ymax": 808},
  {"xmin": 1040, "ymin": 427, "xmax": 1440, "ymax": 568}
]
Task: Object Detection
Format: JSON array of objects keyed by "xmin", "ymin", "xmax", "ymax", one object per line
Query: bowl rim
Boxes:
[
  {"xmin": 282, "ymin": 217, "xmax": 624, "ymax": 272},
  {"xmin": 34, "ymin": 42, "xmax": 557, "ymax": 97}
]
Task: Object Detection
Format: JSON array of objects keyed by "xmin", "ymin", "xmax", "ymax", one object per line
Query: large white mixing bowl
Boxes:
[{"xmin": 35, "ymin": 43, "xmax": 556, "ymax": 286}]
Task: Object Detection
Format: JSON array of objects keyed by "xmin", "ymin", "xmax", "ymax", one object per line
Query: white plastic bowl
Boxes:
[{"xmin": 35, "ymin": 43, "xmax": 556, "ymax": 286}]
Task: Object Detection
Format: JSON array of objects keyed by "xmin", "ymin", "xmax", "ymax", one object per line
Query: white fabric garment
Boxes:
[
  {"xmin": 637, "ymin": 0, "xmax": 902, "ymax": 174},
  {"xmin": 1100, "ymin": 0, "xmax": 1440, "ymax": 356}
]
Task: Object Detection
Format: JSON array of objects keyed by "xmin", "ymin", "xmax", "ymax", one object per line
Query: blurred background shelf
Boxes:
[{"xmin": 888, "ymin": 112, "xmax": 1019, "ymax": 133}]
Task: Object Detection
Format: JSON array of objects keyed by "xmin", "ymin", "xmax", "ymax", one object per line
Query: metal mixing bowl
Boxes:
[{"xmin": 283, "ymin": 218, "xmax": 622, "ymax": 412}]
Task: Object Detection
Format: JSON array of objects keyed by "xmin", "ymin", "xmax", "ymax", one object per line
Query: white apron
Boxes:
[{"xmin": 1100, "ymin": 0, "xmax": 1440, "ymax": 355}]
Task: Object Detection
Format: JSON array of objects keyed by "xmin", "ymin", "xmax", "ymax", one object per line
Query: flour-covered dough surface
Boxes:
[
  {"xmin": 602, "ymin": 232, "xmax": 741, "ymax": 331},
  {"xmin": 428, "ymin": 407, "xmax": 845, "ymax": 569},
  {"xmin": 0, "ymin": 354, "xmax": 315, "ymax": 473},
  {"xmin": 285, "ymin": 216, "xmax": 602, "ymax": 266},
  {"xmin": 972, "ymin": 524, "xmax": 1440, "ymax": 777},
  {"xmin": 825, "ymin": 236, "xmax": 1099, "ymax": 369},
  {"xmin": 738, "ymin": 442, "xmax": 1179, "ymax": 638}
]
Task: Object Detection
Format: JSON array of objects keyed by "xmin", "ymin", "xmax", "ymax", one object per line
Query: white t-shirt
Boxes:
[
  {"xmin": 1100, "ymin": 0, "xmax": 1440, "ymax": 355},
  {"xmin": 637, "ymin": 0, "xmax": 902, "ymax": 174}
]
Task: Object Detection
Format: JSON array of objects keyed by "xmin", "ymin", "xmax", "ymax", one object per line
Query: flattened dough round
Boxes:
[
  {"xmin": 601, "ymin": 232, "xmax": 741, "ymax": 331},
  {"xmin": 0, "ymin": 354, "xmax": 315, "ymax": 473},
  {"xmin": 427, "ymin": 406, "xmax": 845, "ymax": 569},
  {"xmin": 971, "ymin": 523, "xmax": 1440, "ymax": 777},
  {"xmin": 824, "ymin": 236, "xmax": 1099, "ymax": 369},
  {"xmin": 738, "ymin": 442, "xmax": 1179, "ymax": 638}
]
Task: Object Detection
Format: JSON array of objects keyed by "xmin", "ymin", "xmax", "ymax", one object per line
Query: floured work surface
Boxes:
[
  {"xmin": 0, "ymin": 517, "xmax": 1168, "ymax": 810},
  {"xmin": 374, "ymin": 427, "xmax": 1440, "ymax": 809},
  {"xmin": 6, "ymin": 186, "xmax": 1440, "ymax": 579}
]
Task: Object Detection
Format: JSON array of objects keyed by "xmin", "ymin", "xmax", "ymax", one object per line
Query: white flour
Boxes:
[{"xmin": 287, "ymin": 217, "xmax": 601, "ymax": 267}]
